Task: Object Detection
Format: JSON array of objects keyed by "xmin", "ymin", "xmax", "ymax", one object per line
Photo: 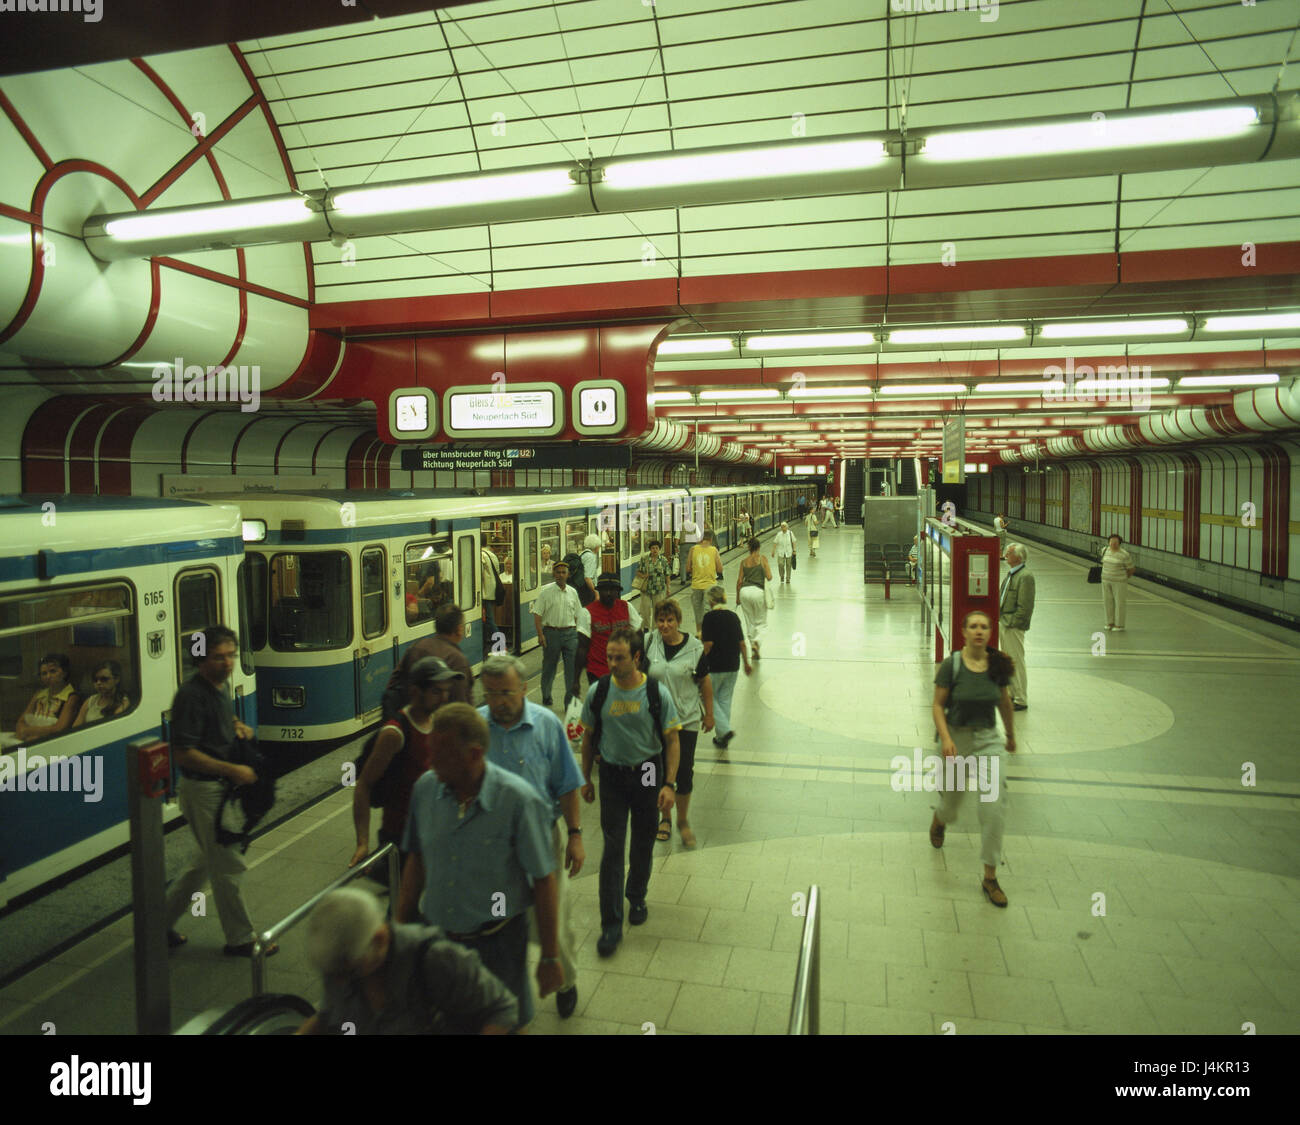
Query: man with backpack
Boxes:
[
  {"xmin": 578, "ymin": 626, "xmax": 681, "ymax": 958},
  {"xmin": 349, "ymin": 657, "xmax": 465, "ymax": 881},
  {"xmin": 385, "ymin": 604, "xmax": 472, "ymax": 710}
]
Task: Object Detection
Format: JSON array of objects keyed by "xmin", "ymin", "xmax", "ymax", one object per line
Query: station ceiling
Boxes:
[{"xmin": 4, "ymin": 0, "xmax": 1299, "ymax": 464}]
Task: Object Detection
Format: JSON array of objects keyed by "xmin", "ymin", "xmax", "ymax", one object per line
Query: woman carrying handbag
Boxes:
[{"xmin": 736, "ymin": 537, "xmax": 773, "ymax": 660}]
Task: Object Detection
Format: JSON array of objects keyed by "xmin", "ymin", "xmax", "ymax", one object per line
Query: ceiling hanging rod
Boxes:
[{"xmin": 84, "ymin": 93, "xmax": 1298, "ymax": 261}]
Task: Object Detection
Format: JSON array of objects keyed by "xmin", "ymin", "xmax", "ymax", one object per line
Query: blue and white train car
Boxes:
[{"xmin": 0, "ymin": 496, "xmax": 254, "ymax": 908}]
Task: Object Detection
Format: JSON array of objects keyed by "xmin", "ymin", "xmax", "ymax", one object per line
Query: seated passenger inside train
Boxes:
[
  {"xmin": 14, "ymin": 652, "xmax": 81, "ymax": 743},
  {"xmin": 72, "ymin": 660, "xmax": 131, "ymax": 727}
]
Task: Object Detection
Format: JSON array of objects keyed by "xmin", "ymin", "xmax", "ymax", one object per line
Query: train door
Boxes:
[
  {"xmin": 517, "ymin": 519, "xmax": 543, "ymax": 653},
  {"xmin": 480, "ymin": 517, "xmax": 516, "ymax": 657},
  {"xmin": 356, "ymin": 544, "xmax": 392, "ymax": 715},
  {"xmin": 452, "ymin": 526, "xmax": 480, "ymax": 651}
]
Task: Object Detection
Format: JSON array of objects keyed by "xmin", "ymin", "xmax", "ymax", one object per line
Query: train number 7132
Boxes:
[{"xmin": 278, "ymin": 728, "xmax": 304, "ymax": 740}]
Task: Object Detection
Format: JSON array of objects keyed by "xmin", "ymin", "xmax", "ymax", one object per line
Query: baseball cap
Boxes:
[
  {"xmin": 595, "ymin": 573, "xmax": 622, "ymax": 592},
  {"xmin": 409, "ymin": 656, "xmax": 464, "ymax": 687}
]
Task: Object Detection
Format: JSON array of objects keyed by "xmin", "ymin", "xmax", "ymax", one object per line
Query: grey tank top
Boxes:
[{"xmin": 741, "ymin": 562, "xmax": 765, "ymax": 588}]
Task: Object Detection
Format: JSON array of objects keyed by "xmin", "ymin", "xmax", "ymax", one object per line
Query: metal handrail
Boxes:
[
  {"xmin": 251, "ymin": 843, "xmax": 401, "ymax": 996},
  {"xmin": 787, "ymin": 884, "xmax": 820, "ymax": 1035}
]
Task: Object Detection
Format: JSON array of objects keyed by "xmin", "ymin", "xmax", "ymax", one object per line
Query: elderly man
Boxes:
[
  {"xmin": 998, "ymin": 543, "xmax": 1035, "ymax": 712},
  {"xmin": 398, "ymin": 703, "xmax": 563, "ymax": 1031},
  {"xmin": 298, "ymin": 886, "xmax": 517, "ymax": 1034},
  {"xmin": 479, "ymin": 654, "xmax": 585, "ymax": 1019},
  {"xmin": 532, "ymin": 560, "xmax": 583, "ymax": 707}
]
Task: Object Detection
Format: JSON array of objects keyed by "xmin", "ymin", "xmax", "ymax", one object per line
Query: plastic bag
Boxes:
[
  {"xmin": 563, "ymin": 695, "xmax": 586, "ymax": 758},
  {"xmin": 765, "ymin": 584, "xmax": 775, "ymax": 610}
]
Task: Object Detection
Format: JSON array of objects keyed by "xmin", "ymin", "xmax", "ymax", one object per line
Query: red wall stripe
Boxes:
[
  {"xmin": 1089, "ymin": 463, "xmax": 1101, "ymax": 538},
  {"xmin": 1125, "ymin": 456, "xmax": 1143, "ymax": 547},
  {"xmin": 97, "ymin": 405, "xmax": 157, "ymax": 495},
  {"xmin": 0, "ymin": 88, "xmax": 53, "ymax": 169},
  {"xmin": 1180, "ymin": 454, "xmax": 1201, "ymax": 558}
]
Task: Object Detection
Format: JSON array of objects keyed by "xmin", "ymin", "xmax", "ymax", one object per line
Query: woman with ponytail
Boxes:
[{"xmin": 928, "ymin": 610, "xmax": 1017, "ymax": 907}]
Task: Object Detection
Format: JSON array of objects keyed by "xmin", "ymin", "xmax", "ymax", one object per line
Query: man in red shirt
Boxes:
[{"xmin": 581, "ymin": 574, "xmax": 642, "ymax": 693}]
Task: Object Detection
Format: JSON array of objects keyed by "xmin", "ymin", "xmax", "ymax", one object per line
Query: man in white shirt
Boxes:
[
  {"xmin": 532, "ymin": 561, "xmax": 583, "ymax": 707},
  {"xmin": 481, "ymin": 546, "xmax": 504, "ymax": 654},
  {"xmin": 679, "ymin": 510, "xmax": 702, "ymax": 584}
]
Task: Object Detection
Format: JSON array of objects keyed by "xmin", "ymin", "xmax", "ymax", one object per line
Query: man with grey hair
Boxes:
[
  {"xmin": 478, "ymin": 653, "xmax": 585, "ymax": 1019},
  {"xmin": 998, "ymin": 543, "xmax": 1034, "ymax": 712},
  {"xmin": 398, "ymin": 703, "xmax": 562, "ymax": 1031},
  {"xmin": 297, "ymin": 886, "xmax": 516, "ymax": 1034}
]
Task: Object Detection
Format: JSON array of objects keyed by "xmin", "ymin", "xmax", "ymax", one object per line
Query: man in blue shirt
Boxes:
[
  {"xmin": 579, "ymin": 627, "xmax": 681, "ymax": 957},
  {"xmin": 397, "ymin": 703, "xmax": 562, "ymax": 1030},
  {"xmin": 479, "ymin": 653, "xmax": 585, "ymax": 1019}
]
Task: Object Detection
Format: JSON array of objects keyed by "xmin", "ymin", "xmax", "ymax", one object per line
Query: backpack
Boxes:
[
  {"xmin": 563, "ymin": 551, "xmax": 595, "ymax": 606},
  {"xmin": 354, "ymin": 710, "xmax": 413, "ymax": 808},
  {"xmin": 588, "ymin": 674, "xmax": 666, "ymax": 756},
  {"xmin": 215, "ymin": 737, "xmax": 276, "ymax": 854}
]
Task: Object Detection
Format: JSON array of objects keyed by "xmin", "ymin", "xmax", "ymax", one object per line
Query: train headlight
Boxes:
[{"xmin": 272, "ymin": 686, "xmax": 305, "ymax": 708}]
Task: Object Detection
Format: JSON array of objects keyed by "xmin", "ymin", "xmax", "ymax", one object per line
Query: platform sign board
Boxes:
[
  {"xmin": 942, "ymin": 417, "xmax": 965, "ymax": 484},
  {"xmin": 400, "ymin": 445, "xmax": 632, "ymax": 472},
  {"xmin": 443, "ymin": 383, "xmax": 564, "ymax": 439}
]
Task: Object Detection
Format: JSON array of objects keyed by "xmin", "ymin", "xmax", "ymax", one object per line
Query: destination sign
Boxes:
[{"xmin": 399, "ymin": 445, "xmax": 632, "ymax": 472}]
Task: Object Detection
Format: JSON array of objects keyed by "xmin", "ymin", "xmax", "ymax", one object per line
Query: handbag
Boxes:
[
  {"xmin": 1087, "ymin": 565, "xmax": 1102, "ymax": 584},
  {"xmin": 791, "ymin": 554, "xmax": 797, "ymax": 571},
  {"xmin": 632, "ymin": 569, "xmax": 648, "ymax": 593}
]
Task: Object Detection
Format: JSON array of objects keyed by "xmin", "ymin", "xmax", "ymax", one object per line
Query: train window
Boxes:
[
  {"xmin": 402, "ymin": 539, "xmax": 453, "ymax": 626},
  {"xmin": 240, "ymin": 554, "xmax": 267, "ymax": 654},
  {"xmin": 269, "ymin": 552, "xmax": 353, "ymax": 651},
  {"xmin": 360, "ymin": 547, "xmax": 387, "ymax": 640},
  {"xmin": 539, "ymin": 523, "xmax": 560, "ymax": 584},
  {"xmin": 0, "ymin": 583, "xmax": 138, "ymax": 751},
  {"xmin": 628, "ymin": 504, "xmax": 644, "ymax": 558},
  {"xmin": 176, "ymin": 568, "xmax": 221, "ymax": 681},
  {"xmin": 564, "ymin": 518, "xmax": 586, "ymax": 558},
  {"xmin": 523, "ymin": 526, "xmax": 538, "ymax": 593},
  {"xmin": 455, "ymin": 535, "xmax": 477, "ymax": 613},
  {"xmin": 234, "ymin": 561, "xmax": 256, "ymax": 675}
]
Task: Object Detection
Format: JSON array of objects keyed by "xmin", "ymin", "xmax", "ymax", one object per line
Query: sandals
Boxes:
[
  {"xmin": 678, "ymin": 825, "xmax": 697, "ymax": 849},
  {"xmin": 656, "ymin": 817, "xmax": 672, "ymax": 842},
  {"xmin": 981, "ymin": 878, "xmax": 1008, "ymax": 908},
  {"xmin": 928, "ymin": 816, "xmax": 945, "ymax": 849}
]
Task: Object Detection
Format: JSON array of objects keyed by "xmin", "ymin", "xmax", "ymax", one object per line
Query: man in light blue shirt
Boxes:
[
  {"xmin": 398, "ymin": 703, "xmax": 562, "ymax": 1031},
  {"xmin": 579, "ymin": 627, "xmax": 681, "ymax": 958},
  {"xmin": 479, "ymin": 653, "xmax": 585, "ymax": 1019}
]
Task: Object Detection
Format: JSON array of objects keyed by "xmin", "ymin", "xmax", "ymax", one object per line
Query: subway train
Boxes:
[{"xmin": 0, "ymin": 482, "xmax": 811, "ymax": 907}]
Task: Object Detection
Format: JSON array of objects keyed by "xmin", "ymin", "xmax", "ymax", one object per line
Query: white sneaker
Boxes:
[{"xmin": 1113, "ymin": 626, "xmax": 1124, "ymax": 632}]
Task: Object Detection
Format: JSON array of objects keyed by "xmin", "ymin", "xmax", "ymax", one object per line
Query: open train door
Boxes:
[{"xmin": 480, "ymin": 516, "xmax": 517, "ymax": 659}]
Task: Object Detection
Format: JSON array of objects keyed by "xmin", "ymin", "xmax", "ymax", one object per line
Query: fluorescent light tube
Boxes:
[
  {"xmin": 1202, "ymin": 314, "xmax": 1300, "ymax": 332},
  {"xmin": 650, "ymin": 392, "xmax": 694, "ymax": 403},
  {"xmin": 972, "ymin": 382, "xmax": 1057, "ymax": 393},
  {"xmin": 788, "ymin": 386, "xmax": 875, "ymax": 398},
  {"xmin": 604, "ymin": 139, "xmax": 888, "ymax": 190},
  {"xmin": 878, "ymin": 384, "xmax": 967, "ymax": 395},
  {"xmin": 746, "ymin": 332, "xmax": 875, "ymax": 350},
  {"xmin": 332, "ymin": 169, "xmax": 575, "ymax": 217},
  {"xmin": 1039, "ymin": 319, "xmax": 1187, "ymax": 339},
  {"xmin": 657, "ymin": 338, "xmax": 736, "ymax": 355},
  {"xmin": 888, "ymin": 327, "xmax": 1025, "ymax": 345},
  {"xmin": 103, "ymin": 197, "xmax": 314, "ymax": 240},
  {"xmin": 923, "ymin": 105, "xmax": 1259, "ymax": 162},
  {"xmin": 1177, "ymin": 374, "xmax": 1279, "ymax": 387},
  {"xmin": 698, "ymin": 389, "xmax": 781, "ymax": 400},
  {"xmin": 1073, "ymin": 377, "xmax": 1170, "ymax": 391}
]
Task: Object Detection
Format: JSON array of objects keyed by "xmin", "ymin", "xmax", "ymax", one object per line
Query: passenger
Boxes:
[
  {"xmin": 645, "ymin": 601, "xmax": 713, "ymax": 849},
  {"xmin": 1100, "ymin": 534, "xmax": 1136, "ymax": 632},
  {"xmin": 387, "ymin": 603, "xmax": 473, "ymax": 708},
  {"xmin": 805, "ymin": 507, "xmax": 821, "ymax": 557},
  {"xmin": 734, "ymin": 506, "xmax": 753, "ymax": 541},
  {"xmin": 907, "ymin": 536, "xmax": 919, "ymax": 584},
  {"xmin": 532, "ymin": 561, "xmax": 582, "ymax": 708},
  {"xmin": 998, "ymin": 544, "xmax": 1035, "ymax": 712},
  {"xmin": 686, "ymin": 529, "xmax": 723, "ymax": 636},
  {"xmin": 679, "ymin": 510, "xmax": 702, "ymax": 589},
  {"xmin": 994, "ymin": 513, "xmax": 1009, "ymax": 556},
  {"xmin": 539, "ymin": 543, "xmax": 554, "ymax": 582},
  {"xmin": 163, "ymin": 626, "xmax": 274, "ymax": 956},
  {"xmin": 700, "ymin": 585, "xmax": 750, "ymax": 751},
  {"xmin": 581, "ymin": 574, "xmax": 641, "ymax": 694},
  {"xmin": 72, "ymin": 660, "xmax": 130, "ymax": 727},
  {"xmin": 822, "ymin": 496, "xmax": 836, "ymax": 528},
  {"xmin": 634, "ymin": 539, "xmax": 672, "ymax": 625},
  {"xmin": 772, "ymin": 520, "xmax": 796, "ymax": 584},
  {"xmin": 736, "ymin": 537, "xmax": 773, "ymax": 660},
  {"xmin": 579, "ymin": 626, "xmax": 681, "ymax": 957},
  {"xmin": 397, "ymin": 703, "xmax": 562, "ymax": 1032},
  {"xmin": 350, "ymin": 656, "xmax": 465, "ymax": 879},
  {"xmin": 298, "ymin": 887, "xmax": 517, "ymax": 1034},
  {"xmin": 579, "ymin": 534, "xmax": 602, "ymax": 602},
  {"xmin": 928, "ymin": 611, "xmax": 1017, "ymax": 908},
  {"xmin": 15, "ymin": 653, "xmax": 80, "ymax": 743},
  {"xmin": 478, "ymin": 654, "xmax": 585, "ymax": 1020}
]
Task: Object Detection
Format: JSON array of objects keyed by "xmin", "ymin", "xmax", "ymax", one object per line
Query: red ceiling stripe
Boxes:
[
  {"xmin": 0, "ymin": 87, "xmax": 53, "ymax": 169},
  {"xmin": 155, "ymin": 256, "xmax": 308, "ymax": 308}
]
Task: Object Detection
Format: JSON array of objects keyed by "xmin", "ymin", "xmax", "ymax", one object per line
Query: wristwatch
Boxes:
[
  {"xmin": 664, "ymin": 780, "xmax": 678, "ymax": 792},
  {"xmin": 568, "ymin": 827, "xmax": 582, "ymax": 836}
]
